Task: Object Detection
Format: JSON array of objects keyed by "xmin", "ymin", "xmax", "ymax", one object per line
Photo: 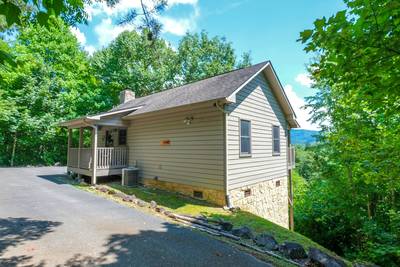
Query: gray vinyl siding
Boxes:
[
  {"xmin": 226, "ymin": 73, "xmax": 288, "ymax": 190},
  {"xmin": 127, "ymin": 101, "xmax": 225, "ymax": 190}
]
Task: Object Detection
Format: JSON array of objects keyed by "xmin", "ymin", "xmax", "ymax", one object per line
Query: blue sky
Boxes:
[{"xmin": 71, "ymin": 0, "xmax": 345, "ymax": 129}]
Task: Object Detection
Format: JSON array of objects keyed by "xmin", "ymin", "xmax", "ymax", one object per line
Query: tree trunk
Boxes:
[{"xmin": 10, "ymin": 132, "xmax": 17, "ymax": 167}]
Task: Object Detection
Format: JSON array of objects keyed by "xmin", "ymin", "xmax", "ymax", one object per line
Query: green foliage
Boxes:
[
  {"xmin": 296, "ymin": 1, "xmax": 400, "ymax": 264},
  {"xmin": 91, "ymin": 30, "xmax": 251, "ymax": 100},
  {"xmin": 0, "ymin": 19, "xmax": 101, "ymax": 166},
  {"xmin": 0, "ymin": 22, "xmax": 251, "ymax": 167},
  {"xmin": 0, "ymin": 0, "xmax": 91, "ymax": 66},
  {"xmin": 0, "ymin": 0, "xmax": 168, "ymax": 67},
  {"xmin": 91, "ymin": 29, "xmax": 179, "ymax": 100},
  {"xmin": 177, "ymin": 31, "xmax": 251, "ymax": 83}
]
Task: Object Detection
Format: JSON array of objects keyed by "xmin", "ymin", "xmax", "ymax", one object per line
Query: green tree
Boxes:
[
  {"xmin": 0, "ymin": 19, "xmax": 101, "ymax": 166},
  {"xmin": 91, "ymin": 30, "xmax": 179, "ymax": 101},
  {"xmin": 0, "ymin": 0, "xmax": 168, "ymax": 66},
  {"xmin": 177, "ymin": 31, "xmax": 251, "ymax": 83},
  {"xmin": 296, "ymin": 0, "xmax": 400, "ymax": 265}
]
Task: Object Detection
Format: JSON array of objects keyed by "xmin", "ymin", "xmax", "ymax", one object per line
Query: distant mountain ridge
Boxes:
[{"xmin": 291, "ymin": 129, "xmax": 319, "ymax": 145}]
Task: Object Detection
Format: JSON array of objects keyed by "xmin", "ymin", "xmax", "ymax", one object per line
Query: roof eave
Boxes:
[
  {"xmin": 58, "ymin": 106, "xmax": 143, "ymax": 127},
  {"xmin": 58, "ymin": 117, "xmax": 97, "ymax": 128},
  {"xmin": 226, "ymin": 61, "xmax": 300, "ymax": 129}
]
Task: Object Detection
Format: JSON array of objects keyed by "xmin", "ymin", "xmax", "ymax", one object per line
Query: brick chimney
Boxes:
[{"xmin": 119, "ymin": 89, "xmax": 135, "ymax": 104}]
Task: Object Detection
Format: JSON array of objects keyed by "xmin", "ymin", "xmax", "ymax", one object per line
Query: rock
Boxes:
[
  {"xmin": 150, "ymin": 200, "xmax": 157, "ymax": 209},
  {"xmin": 137, "ymin": 200, "xmax": 147, "ymax": 207},
  {"xmin": 253, "ymin": 234, "xmax": 279, "ymax": 250},
  {"xmin": 164, "ymin": 210, "xmax": 173, "ymax": 217},
  {"xmin": 229, "ymin": 207, "xmax": 240, "ymax": 212},
  {"xmin": 130, "ymin": 194, "xmax": 136, "ymax": 199},
  {"xmin": 218, "ymin": 219, "xmax": 233, "ymax": 231},
  {"xmin": 115, "ymin": 192, "xmax": 126, "ymax": 199},
  {"xmin": 108, "ymin": 189, "xmax": 116, "ymax": 195},
  {"xmin": 231, "ymin": 226, "xmax": 254, "ymax": 239},
  {"xmin": 279, "ymin": 242, "xmax": 307, "ymax": 260},
  {"xmin": 98, "ymin": 186, "xmax": 109, "ymax": 193},
  {"xmin": 308, "ymin": 248, "xmax": 346, "ymax": 267},
  {"xmin": 155, "ymin": 207, "xmax": 165, "ymax": 213},
  {"xmin": 122, "ymin": 195, "xmax": 132, "ymax": 202},
  {"xmin": 54, "ymin": 162, "xmax": 61, "ymax": 166}
]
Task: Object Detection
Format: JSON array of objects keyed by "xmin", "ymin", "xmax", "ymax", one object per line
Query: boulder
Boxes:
[
  {"xmin": 231, "ymin": 226, "xmax": 254, "ymax": 239},
  {"xmin": 155, "ymin": 207, "xmax": 166, "ymax": 213},
  {"xmin": 115, "ymin": 192, "xmax": 126, "ymax": 199},
  {"xmin": 279, "ymin": 242, "xmax": 307, "ymax": 260},
  {"xmin": 164, "ymin": 210, "xmax": 173, "ymax": 217},
  {"xmin": 130, "ymin": 194, "xmax": 136, "ymax": 199},
  {"xmin": 137, "ymin": 200, "xmax": 148, "ymax": 207},
  {"xmin": 218, "ymin": 219, "xmax": 233, "ymax": 232},
  {"xmin": 122, "ymin": 195, "xmax": 132, "ymax": 202},
  {"xmin": 253, "ymin": 234, "xmax": 279, "ymax": 250},
  {"xmin": 150, "ymin": 200, "xmax": 157, "ymax": 209},
  {"xmin": 97, "ymin": 186, "xmax": 109, "ymax": 193},
  {"xmin": 308, "ymin": 248, "xmax": 346, "ymax": 267},
  {"xmin": 54, "ymin": 162, "xmax": 61, "ymax": 166}
]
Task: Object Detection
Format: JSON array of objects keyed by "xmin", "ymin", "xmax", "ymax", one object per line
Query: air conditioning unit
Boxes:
[{"xmin": 122, "ymin": 167, "xmax": 139, "ymax": 186}]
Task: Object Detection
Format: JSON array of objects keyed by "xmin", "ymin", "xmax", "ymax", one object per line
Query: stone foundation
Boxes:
[
  {"xmin": 142, "ymin": 178, "xmax": 226, "ymax": 206},
  {"xmin": 229, "ymin": 177, "xmax": 289, "ymax": 228}
]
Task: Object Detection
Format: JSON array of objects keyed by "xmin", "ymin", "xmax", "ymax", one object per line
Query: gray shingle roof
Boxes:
[{"xmin": 111, "ymin": 61, "xmax": 269, "ymax": 117}]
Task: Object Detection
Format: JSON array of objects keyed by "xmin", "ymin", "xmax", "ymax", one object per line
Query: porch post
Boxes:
[
  {"xmin": 91, "ymin": 126, "xmax": 98, "ymax": 184},
  {"xmin": 67, "ymin": 128, "xmax": 72, "ymax": 167},
  {"xmin": 78, "ymin": 127, "xmax": 83, "ymax": 170}
]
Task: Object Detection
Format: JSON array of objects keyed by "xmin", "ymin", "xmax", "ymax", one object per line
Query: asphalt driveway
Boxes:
[{"xmin": 0, "ymin": 167, "xmax": 270, "ymax": 267}]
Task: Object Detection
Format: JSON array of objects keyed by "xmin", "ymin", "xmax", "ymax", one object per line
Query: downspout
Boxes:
[
  {"xmin": 287, "ymin": 127, "xmax": 294, "ymax": 230},
  {"xmin": 215, "ymin": 101, "xmax": 233, "ymax": 208}
]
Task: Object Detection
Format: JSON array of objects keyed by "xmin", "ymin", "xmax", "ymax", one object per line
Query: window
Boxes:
[
  {"xmin": 105, "ymin": 130, "xmax": 114, "ymax": 147},
  {"xmin": 240, "ymin": 119, "xmax": 251, "ymax": 156},
  {"xmin": 272, "ymin": 125, "xmax": 280, "ymax": 155},
  {"xmin": 118, "ymin": 129, "xmax": 127, "ymax": 145}
]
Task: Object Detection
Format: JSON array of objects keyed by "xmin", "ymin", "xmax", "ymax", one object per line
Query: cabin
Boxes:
[{"xmin": 59, "ymin": 61, "xmax": 298, "ymax": 228}]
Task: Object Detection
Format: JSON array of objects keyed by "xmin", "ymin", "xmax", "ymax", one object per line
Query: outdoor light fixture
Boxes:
[{"xmin": 184, "ymin": 116, "xmax": 194, "ymax": 125}]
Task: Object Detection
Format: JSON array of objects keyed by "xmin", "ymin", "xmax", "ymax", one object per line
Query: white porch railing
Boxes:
[
  {"xmin": 288, "ymin": 145, "xmax": 295, "ymax": 169},
  {"xmin": 96, "ymin": 147, "xmax": 128, "ymax": 169},
  {"xmin": 68, "ymin": 147, "xmax": 128, "ymax": 170}
]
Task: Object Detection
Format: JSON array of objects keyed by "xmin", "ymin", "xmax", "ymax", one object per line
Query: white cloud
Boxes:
[
  {"xmin": 158, "ymin": 5, "xmax": 199, "ymax": 36},
  {"xmin": 168, "ymin": 0, "xmax": 198, "ymax": 6},
  {"xmin": 84, "ymin": 45, "xmax": 96, "ymax": 55},
  {"xmin": 85, "ymin": 1, "xmax": 142, "ymax": 19},
  {"xmin": 284, "ymin": 84, "xmax": 319, "ymax": 130},
  {"xmin": 85, "ymin": 0, "xmax": 200, "ymax": 45},
  {"xmin": 86, "ymin": 0, "xmax": 198, "ymax": 19},
  {"xmin": 69, "ymin": 27, "xmax": 86, "ymax": 45},
  {"xmin": 295, "ymin": 73, "xmax": 313, "ymax": 87},
  {"xmin": 69, "ymin": 27, "xmax": 97, "ymax": 55},
  {"xmin": 159, "ymin": 16, "xmax": 193, "ymax": 36},
  {"xmin": 94, "ymin": 18, "xmax": 133, "ymax": 47}
]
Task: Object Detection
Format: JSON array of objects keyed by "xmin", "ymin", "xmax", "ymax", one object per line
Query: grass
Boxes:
[{"xmin": 108, "ymin": 182, "xmax": 330, "ymax": 253}]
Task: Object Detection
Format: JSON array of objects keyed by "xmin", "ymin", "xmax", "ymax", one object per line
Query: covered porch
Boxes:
[
  {"xmin": 61, "ymin": 113, "xmax": 132, "ymax": 184},
  {"xmin": 66, "ymin": 126, "xmax": 128, "ymax": 184}
]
